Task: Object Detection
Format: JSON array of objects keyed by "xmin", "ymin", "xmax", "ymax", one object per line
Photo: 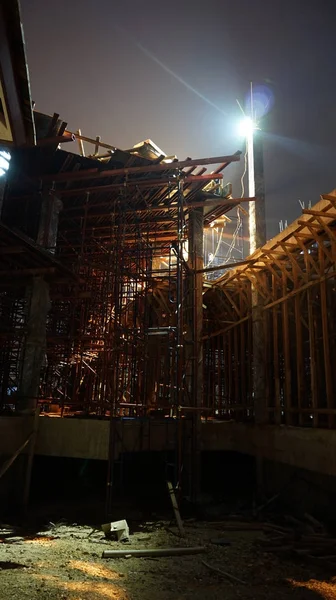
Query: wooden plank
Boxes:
[
  {"xmin": 76, "ymin": 128, "xmax": 85, "ymax": 157},
  {"xmin": 234, "ymin": 326, "xmax": 239, "ymax": 406},
  {"xmin": 42, "ymin": 153, "xmax": 241, "ymax": 183},
  {"xmin": 272, "ymin": 273, "xmax": 281, "ymax": 424},
  {"xmin": 167, "ymin": 481, "xmax": 185, "ymax": 537},
  {"xmin": 263, "ymin": 270, "xmax": 336, "ymax": 310},
  {"xmin": 222, "ymin": 288, "xmax": 241, "ymax": 316},
  {"xmin": 273, "ymin": 306, "xmax": 281, "ymax": 424},
  {"xmin": 282, "ymin": 273, "xmax": 292, "ymax": 425},
  {"xmin": 307, "ymin": 288, "xmax": 318, "ymax": 426},
  {"xmin": 293, "ymin": 235, "xmax": 321, "ymax": 276},
  {"xmin": 94, "ymin": 135, "xmax": 101, "ymax": 156},
  {"xmin": 320, "ymin": 277, "xmax": 333, "ymax": 427},
  {"xmin": 239, "ymin": 292, "xmax": 246, "ymax": 412},
  {"xmin": 217, "ymin": 336, "xmax": 221, "ymax": 413},
  {"xmin": 202, "ymin": 315, "xmax": 250, "ymax": 341},
  {"xmin": 302, "ymin": 209, "xmax": 336, "ymax": 218},
  {"xmin": 294, "ymin": 290, "xmax": 304, "ymax": 426},
  {"xmin": 313, "ymin": 215, "xmax": 336, "ymax": 244},
  {"xmin": 228, "ymin": 330, "xmax": 232, "ymax": 405},
  {"xmin": 57, "ymin": 172, "xmax": 225, "ymax": 199}
]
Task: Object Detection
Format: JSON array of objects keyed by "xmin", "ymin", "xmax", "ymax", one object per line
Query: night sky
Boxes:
[{"xmin": 20, "ymin": 0, "xmax": 336, "ymax": 238}]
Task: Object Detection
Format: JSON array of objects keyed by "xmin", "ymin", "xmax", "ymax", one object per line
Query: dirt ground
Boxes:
[{"xmin": 1, "ymin": 519, "xmax": 336, "ymax": 600}]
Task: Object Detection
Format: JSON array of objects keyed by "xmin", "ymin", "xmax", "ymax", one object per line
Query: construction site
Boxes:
[{"xmin": 1, "ymin": 1, "xmax": 336, "ymax": 599}]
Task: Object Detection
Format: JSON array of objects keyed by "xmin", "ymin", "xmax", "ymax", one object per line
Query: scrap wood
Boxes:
[
  {"xmin": 263, "ymin": 523, "xmax": 292, "ymax": 535},
  {"xmin": 299, "ymin": 534, "xmax": 334, "ymax": 544},
  {"xmin": 261, "ymin": 545, "xmax": 294, "ymax": 553},
  {"xmin": 202, "ymin": 560, "xmax": 246, "ymax": 585},
  {"xmin": 284, "ymin": 515, "xmax": 314, "ymax": 532},
  {"xmin": 257, "ymin": 516, "xmax": 335, "ymax": 563},
  {"xmin": 304, "ymin": 513, "xmax": 325, "ymax": 533},
  {"xmin": 256, "ymin": 473, "xmax": 298, "ymax": 513},
  {"xmin": 300, "ymin": 554, "xmax": 336, "ymax": 572},
  {"xmin": 186, "ymin": 521, "xmax": 266, "ymax": 531}
]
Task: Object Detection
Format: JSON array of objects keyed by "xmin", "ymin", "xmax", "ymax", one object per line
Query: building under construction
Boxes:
[{"xmin": 1, "ymin": 1, "xmax": 336, "ymax": 525}]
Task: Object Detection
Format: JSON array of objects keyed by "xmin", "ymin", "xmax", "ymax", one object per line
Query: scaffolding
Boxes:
[{"xmin": 11, "ymin": 139, "xmax": 241, "ymax": 420}]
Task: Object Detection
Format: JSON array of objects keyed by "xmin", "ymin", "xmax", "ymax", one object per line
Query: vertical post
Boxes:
[
  {"xmin": 307, "ymin": 288, "xmax": 318, "ymax": 426},
  {"xmin": 18, "ymin": 277, "xmax": 50, "ymax": 411},
  {"xmin": 251, "ymin": 130, "xmax": 267, "ymax": 252},
  {"xmin": 294, "ymin": 266, "xmax": 304, "ymax": 426},
  {"xmin": 18, "ymin": 187, "xmax": 62, "ymax": 411},
  {"xmin": 250, "ymin": 131, "xmax": 267, "ymax": 424},
  {"xmin": 272, "ymin": 302, "xmax": 281, "ymax": 424},
  {"xmin": 189, "ymin": 205, "xmax": 204, "ymax": 501},
  {"xmin": 282, "ymin": 274, "xmax": 292, "ymax": 425},
  {"xmin": 320, "ymin": 279, "xmax": 333, "ymax": 428},
  {"xmin": 37, "ymin": 188, "xmax": 63, "ymax": 252}
]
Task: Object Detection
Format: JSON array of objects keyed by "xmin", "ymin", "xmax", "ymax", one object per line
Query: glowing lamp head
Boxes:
[{"xmin": 238, "ymin": 117, "xmax": 256, "ymax": 137}]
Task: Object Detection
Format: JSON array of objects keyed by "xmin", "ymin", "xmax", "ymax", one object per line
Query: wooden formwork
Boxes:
[{"xmin": 203, "ymin": 193, "xmax": 336, "ymax": 428}]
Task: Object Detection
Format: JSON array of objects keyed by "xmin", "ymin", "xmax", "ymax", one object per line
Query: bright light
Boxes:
[
  {"xmin": 238, "ymin": 117, "xmax": 256, "ymax": 137},
  {"xmin": 0, "ymin": 150, "xmax": 10, "ymax": 177}
]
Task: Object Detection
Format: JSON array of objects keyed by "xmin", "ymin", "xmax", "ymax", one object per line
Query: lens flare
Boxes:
[{"xmin": 245, "ymin": 84, "xmax": 274, "ymax": 120}]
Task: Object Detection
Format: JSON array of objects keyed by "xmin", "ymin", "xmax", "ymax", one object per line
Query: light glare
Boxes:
[
  {"xmin": 238, "ymin": 117, "xmax": 256, "ymax": 137},
  {"xmin": 0, "ymin": 150, "xmax": 10, "ymax": 177}
]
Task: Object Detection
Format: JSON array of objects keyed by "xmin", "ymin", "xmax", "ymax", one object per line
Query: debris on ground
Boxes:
[
  {"xmin": 101, "ymin": 519, "xmax": 130, "ymax": 542},
  {"xmin": 255, "ymin": 512, "xmax": 336, "ymax": 570},
  {"xmin": 0, "ymin": 517, "xmax": 336, "ymax": 598}
]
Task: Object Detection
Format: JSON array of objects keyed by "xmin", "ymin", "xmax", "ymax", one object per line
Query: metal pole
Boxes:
[
  {"xmin": 253, "ymin": 130, "xmax": 266, "ymax": 250},
  {"xmin": 245, "ymin": 90, "xmax": 268, "ymax": 496},
  {"xmin": 188, "ymin": 204, "xmax": 204, "ymax": 501}
]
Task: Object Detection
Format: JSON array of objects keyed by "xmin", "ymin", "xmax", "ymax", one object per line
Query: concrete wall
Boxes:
[
  {"xmin": 201, "ymin": 422, "xmax": 336, "ymax": 478},
  {"xmin": 0, "ymin": 417, "xmax": 181, "ymax": 461},
  {"xmin": 1, "ymin": 417, "xmax": 336, "ymax": 480}
]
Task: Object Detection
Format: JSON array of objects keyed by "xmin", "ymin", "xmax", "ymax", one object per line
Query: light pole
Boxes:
[
  {"xmin": 239, "ymin": 117, "xmax": 266, "ymax": 254},
  {"xmin": 238, "ymin": 91, "xmax": 268, "ymax": 498},
  {"xmin": 239, "ymin": 116, "xmax": 256, "ymax": 199}
]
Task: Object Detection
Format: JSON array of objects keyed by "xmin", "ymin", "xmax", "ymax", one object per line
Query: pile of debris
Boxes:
[{"xmin": 256, "ymin": 513, "xmax": 336, "ymax": 569}]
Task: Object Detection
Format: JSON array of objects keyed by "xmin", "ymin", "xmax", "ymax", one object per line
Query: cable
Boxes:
[
  {"xmin": 240, "ymin": 145, "xmax": 248, "ymax": 199},
  {"xmin": 205, "ymin": 225, "xmax": 224, "ymax": 268},
  {"xmin": 204, "ymin": 144, "xmax": 246, "ymax": 271}
]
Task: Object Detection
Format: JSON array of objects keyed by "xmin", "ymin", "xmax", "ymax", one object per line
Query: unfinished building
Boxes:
[{"xmin": 0, "ymin": 0, "xmax": 336, "ymax": 520}]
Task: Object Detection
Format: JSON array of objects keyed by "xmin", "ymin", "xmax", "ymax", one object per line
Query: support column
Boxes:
[
  {"xmin": 18, "ymin": 189, "xmax": 62, "ymax": 411},
  {"xmin": 37, "ymin": 189, "xmax": 63, "ymax": 251},
  {"xmin": 251, "ymin": 130, "xmax": 266, "ymax": 252},
  {"xmin": 188, "ymin": 206, "xmax": 204, "ymax": 501},
  {"xmin": 18, "ymin": 278, "xmax": 50, "ymax": 411}
]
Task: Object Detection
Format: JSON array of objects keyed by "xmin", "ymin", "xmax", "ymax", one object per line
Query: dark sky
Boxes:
[{"xmin": 20, "ymin": 0, "xmax": 336, "ymax": 238}]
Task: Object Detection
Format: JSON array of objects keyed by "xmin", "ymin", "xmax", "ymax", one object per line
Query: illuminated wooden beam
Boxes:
[{"xmin": 41, "ymin": 152, "xmax": 241, "ymax": 183}]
